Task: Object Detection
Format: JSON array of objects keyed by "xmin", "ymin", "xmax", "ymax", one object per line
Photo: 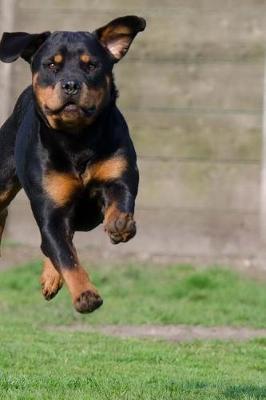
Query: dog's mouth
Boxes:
[{"xmin": 45, "ymin": 102, "xmax": 97, "ymax": 118}]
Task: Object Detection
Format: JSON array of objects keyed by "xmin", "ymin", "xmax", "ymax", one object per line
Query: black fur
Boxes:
[{"xmin": 0, "ymin": 16, "xmax": 146, "ymax": 313}]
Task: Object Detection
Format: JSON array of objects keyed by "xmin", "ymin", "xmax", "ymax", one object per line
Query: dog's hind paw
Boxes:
[{"xmin": 40, "ymin": 259, "xmax": 64, "ymax": 301}]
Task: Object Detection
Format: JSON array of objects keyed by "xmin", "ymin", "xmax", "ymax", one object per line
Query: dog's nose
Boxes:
[{"xmin": 61, "ymin": 80, "xmax": 81, "ymax": 96}]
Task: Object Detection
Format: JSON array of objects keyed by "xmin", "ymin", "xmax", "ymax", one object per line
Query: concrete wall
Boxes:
[{"xmin": 1, "ymin": 0, "xmax": 266, "ymax": 264}]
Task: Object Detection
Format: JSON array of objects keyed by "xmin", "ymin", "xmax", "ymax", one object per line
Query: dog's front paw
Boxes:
[
  {"xmin": 74, "ymin": 290, "xmax": 103, "ymax": 314},
  {"xmin": 104, "ymin": 212, "xmax": 136, "ymax": 244}
]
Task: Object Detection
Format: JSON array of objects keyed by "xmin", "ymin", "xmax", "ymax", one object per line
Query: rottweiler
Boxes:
[{"xmin": 0, "ymin": 15, "xmax": 146, "ymax": 313}]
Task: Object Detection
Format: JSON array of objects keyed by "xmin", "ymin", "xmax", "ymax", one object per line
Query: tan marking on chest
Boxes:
[
  {"xmin": 82, "ymin": 156, "xmax": 127, "ymax": 185},
  {"xmin": 43, "ymin": 172, "xmax": 81, "ymax": 206}
]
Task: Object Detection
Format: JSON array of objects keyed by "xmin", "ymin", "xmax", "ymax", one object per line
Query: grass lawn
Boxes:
[{"xmin": 0, "ymin": 262, "xmax": 266, "ymax": 399}]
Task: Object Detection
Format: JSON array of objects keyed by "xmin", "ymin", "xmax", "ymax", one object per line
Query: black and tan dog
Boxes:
[{"xmin": 0, "ymin": 16, "xmax": 146, "ymax": 313}]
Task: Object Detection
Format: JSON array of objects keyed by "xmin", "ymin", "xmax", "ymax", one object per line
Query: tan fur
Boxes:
[
  {"xmin": 33, "ymin": 74, "xmax": 63, "ymax": 130},
  {"xmin": 104, "ymin": 202, "xmax": 119, "ymax": 224},
  {"xmin": 33, "ymin": 73, "xmax": 111, "ymax": 130},
  {"xmin": 33, "ymin": 80, "xmax": 104, "ymax": 129},
  {"xmin": 43, "ymin": 172, "xmax": 81, "ymax": 206},
  {"xmin": 62, "ymin": 266, "xmax": 99, "ymax": 302},
  {"xmin": 79, "ymin": 83, "xmax": 109, "ymax": 112},
  {"xmin": 101, "ymin": 26, "xmax": 131, "ymax": 42},
  {"xmin": 46, "ymin": 115, "xmax": 60, "ymax": 130},
  {"xmin": 33, "ymin": 76, "xmax": 63, "ymax": 112},
  {"xmin": 0, "ymin": 191, "xmax": 11, "ymax": 204},
  {"xmin": 40, "ymin": 257, "xmax": 64, "ymax": 299},
  {"xmin": 54, "ymin": 54, "xmax": 63, "ymax": 63},
  {"xmin": 80, "ymin": 54, "xmax": 90, "ymax": 63},
  {"xmin": 82, "ymin": 156, "xmax": 127, "ymax": 184},
  {"xmin": 0, "ymin": 184, "xmax": 21, "ymax": 211},
  {"xmin": 99, "ymin": 26, "xmax": 133, "ymax": 59},
  {"xmin": 43, "ymin": 156, "xmax": 126, "ymax": 206}
]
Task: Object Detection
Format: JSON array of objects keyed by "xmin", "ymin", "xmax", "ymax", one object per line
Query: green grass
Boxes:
[
  {"xmin": 1, "ymin": 331, "xmax": 266, "ymax": 399},
  {"xmin": 0, "ymin": 262, "xmax": 266, "ymax": 399},
  {"xmin": 1, "ymin": 262, "xmax": 266, "ymax": 327}
]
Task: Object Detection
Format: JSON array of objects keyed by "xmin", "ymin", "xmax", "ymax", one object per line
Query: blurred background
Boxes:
[{"xmin": 0, "ymin": 0, "xmax": 266, "ymax": 269}]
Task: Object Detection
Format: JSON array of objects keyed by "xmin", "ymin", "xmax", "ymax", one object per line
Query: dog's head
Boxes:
[{"xmin": 0, "ymin": 16, "xmax": 146, "ymax": 131}]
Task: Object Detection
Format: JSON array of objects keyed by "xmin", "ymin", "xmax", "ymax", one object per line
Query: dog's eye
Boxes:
[{"xmin": 48, "ymin": 62, "xmax": 57, "ymax": 70}]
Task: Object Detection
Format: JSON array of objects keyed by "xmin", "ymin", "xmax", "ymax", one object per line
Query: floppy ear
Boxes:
[
  {"xmin": 94, "ymin": 16, "xmax": 146, "ymax": 62},
  {"xmin": 0, "ymin": 31, "xmax": 50, "ymax": 63}
]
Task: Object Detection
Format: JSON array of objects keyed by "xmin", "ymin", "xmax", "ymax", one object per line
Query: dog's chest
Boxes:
[{"xmin": 43, "ymin": 151, "xmax": 126, "ymax": 207}]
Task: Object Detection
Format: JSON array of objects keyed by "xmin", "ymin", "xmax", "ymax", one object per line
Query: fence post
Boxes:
[
  {"xmin": 0, "ymin": 0, "xmax": 16, "ymax": 243},
  {"xmin": 0, "ymin": 0, "xmax": 16, "ymax": 124},
  {"xmin": 261, "ymin": 56, "xmax": 266, "ymax": 243}
]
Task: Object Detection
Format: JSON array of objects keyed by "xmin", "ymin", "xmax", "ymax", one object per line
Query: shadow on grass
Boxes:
[
  {"xmin": 174, "ymin": 382, "xmax": 266, "ymax": 399},
  {"xmin": 223, "ymin": 384, "xmax": 266, "ymax": 399}
]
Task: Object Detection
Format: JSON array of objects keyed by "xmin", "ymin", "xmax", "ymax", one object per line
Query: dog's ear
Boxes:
[
  {"xmin": 0, "ymin": 31, "xmax": 50, "ymax": 63},
  {"xmin": 94, "ymin": 16, "xmax": 146, "ymax": 62}
]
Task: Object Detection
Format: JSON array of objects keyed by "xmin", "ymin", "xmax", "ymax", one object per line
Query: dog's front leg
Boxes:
[
  {"xmin": 102, "ymin": 180, "xmax": 138, "ymax": 244},
  {"xmin": 30, "ymin": 199, "xmax": 103, "ymax": 313}
]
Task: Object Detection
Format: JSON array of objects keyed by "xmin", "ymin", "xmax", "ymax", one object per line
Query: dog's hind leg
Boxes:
[
  {"xmin": 40, "ymin": 257, "xmax": 64, "ymax": 300},
  {"xmin": 0, "ymin": 100, "xmax": 25, "ymax": 253},
  {"xmin": 0, "ymin": 209, "xmax": 8, "ymax": 254},
  {"xmin": 0, "ymin": 180, "xmax": 21, "ymax": 253}
]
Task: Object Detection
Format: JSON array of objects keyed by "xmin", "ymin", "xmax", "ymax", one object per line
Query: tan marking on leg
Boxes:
[
  {"xmin": 40, "ymin": 257, "xmax": 64, "ymax": 300},
  {"xmin": 104, "ymin": 202, "xmax": 120, "ymax": 224},
  {"xmin": 62, "ymin": 266, "xmax": 94, "ymax": 300},
  {"xmin": 43, "ymin": 172, "xmax": 81, "ymax": 206},
  {"xmin": 0, "ymin": 183, "xmax": 21, "ymax": 210},
  {"xmin": 62, "ymin": 266, "xmax": 103, "ymax": 313},
  {"xmin": 82, "ymin": 156, "xmax": 127, "ymax": 185}
]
